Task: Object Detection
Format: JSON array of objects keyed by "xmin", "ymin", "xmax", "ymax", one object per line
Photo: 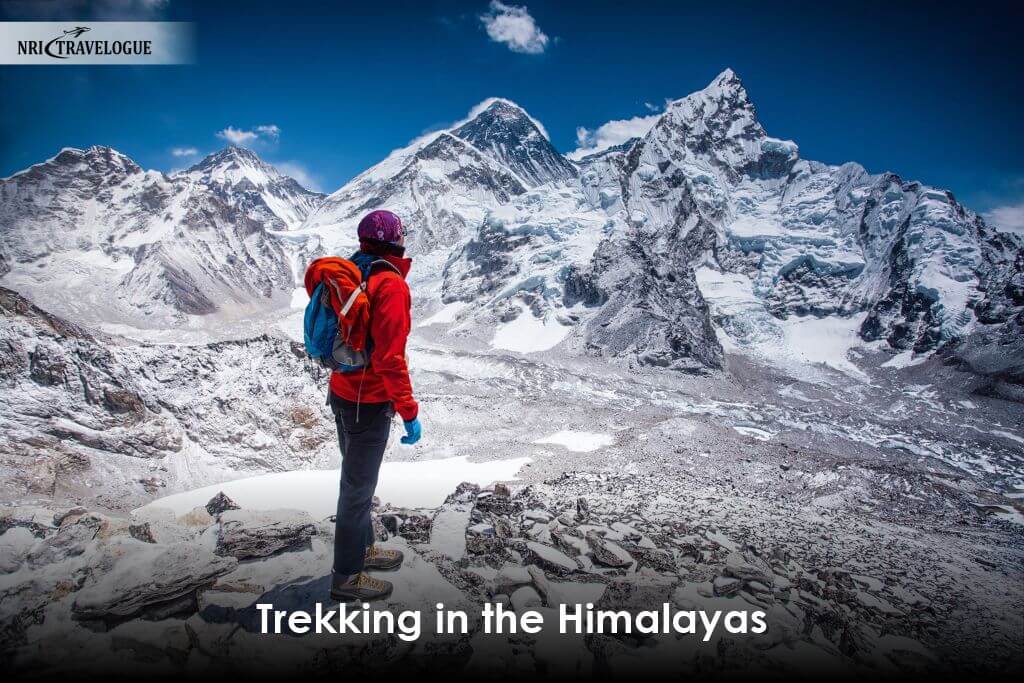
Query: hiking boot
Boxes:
[
  {"xmin": 330, "ymin": 572, "xmax": 393, "ymax": 603},
  {"xmin": 364, "ymin": 545, "xmax": 404, "ymax": 571}
]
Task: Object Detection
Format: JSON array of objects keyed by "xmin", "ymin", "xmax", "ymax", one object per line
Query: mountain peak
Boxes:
[
  {"xmin": 451, "ymin": 98, "xmax": 576, "ymax": 186},
  {"xmin": 188, "ymin": 146, "xmax": 266, "ymax": 173},
  {"xmin": 659, "ymin": 67, "xmax": 763, "ymax": 148},
  {"xmin": 2, "ymin": 145, "xmax": 141, "ymax": 183},
  {"xmin": 457, "ymin": 98, "xmax": 548, "ymax": 141},
  {"xmin": 711, "ymin": 67, "xmax": 740, "ymax": 87},
  {"xmin": 668, "ymin": 68, "xmax": 752, "ymax": 115}
]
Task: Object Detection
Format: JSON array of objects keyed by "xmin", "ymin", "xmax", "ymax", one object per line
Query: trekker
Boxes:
[{"xmin": 328, "ymin": 210, "xmax": 421, "ymax": 603}]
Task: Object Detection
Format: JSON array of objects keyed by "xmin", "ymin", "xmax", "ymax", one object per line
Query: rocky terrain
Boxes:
[
  {"xmin": 2, "ymin": 445, "xmax": 1021, "ymax": 677},
  {"xmin": 2, "ymin": 281, "xmax": 1022, "ymax": 675},
  {"xmin": 0, "ymin": 286, "xmax": 335, "ymax": 509}
]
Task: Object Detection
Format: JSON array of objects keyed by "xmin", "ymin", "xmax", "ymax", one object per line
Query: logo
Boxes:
[
  {"xmin": 1, "ymin": 21, "xmax": 193, "ymax": 65},
  {"xmin": 17, "ymin": 24, "xmax": 154, "ymax": 60}
]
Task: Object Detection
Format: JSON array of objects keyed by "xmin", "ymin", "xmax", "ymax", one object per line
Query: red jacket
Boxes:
[{"xmin": 329, "ymin": 254, "xmax": 419, "ymax": 421}]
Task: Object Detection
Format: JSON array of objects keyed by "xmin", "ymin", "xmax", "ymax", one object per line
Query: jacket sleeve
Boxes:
[{"xmin": 369, "ymin": 274, "xmax": 419, "ymax": 422}]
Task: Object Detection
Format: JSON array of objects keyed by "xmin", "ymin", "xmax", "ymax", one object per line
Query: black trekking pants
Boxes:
[{"xmin": 329, "ymin": 392, "xmax": 393, "ymax": 575}]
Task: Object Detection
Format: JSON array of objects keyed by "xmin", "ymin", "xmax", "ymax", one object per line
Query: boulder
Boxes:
[
  {"xmin": 525, "ymin": 564, "xmax": 552, "ymax": 604},
  {"xmin": 371, "ymin": 513, "xmax": 389, "ymax": 542},
  {"xmin": 72, "ymin": 541, "xmax": 237, "ymax": 623},
  {"xmin": 575, "ymin": 497, "xmax": 590, "ymax": 522},
  {"xmin": 491, "ymin": 564, "xmax": 532, "ymax": 595},
  {"xmin": 215, "ymin": 509, "xmax": 316, "ymax": 560},
  {"xmin": 205, "ymin": 492, "xmax": 241, "ymax": 517},
  {"xmin": 595, "ymin": 577, "xmax": 679, "ymax": 618},
  {"xmin": 379, "ymin": 509, "xmax": 432, "ymax": 543},
  {"xmin": 1, "ymin": 575, "xmax": 65, "ymax": 645},
  {"xmin": 629, "ymin": 546, "xmax": 676, "ymax": 572},
  {"xmin": 476, "ymin": 490, "xmax": 519, "ymax": 516},
  {"xmin": 26, "ymin": 512, "xmax": 109, "ymax": 567},
  {"xmin": 53, "ymin": 506, "xmax": 89, "ymax": 527},
  {"xmin": 723, "ymin": 551, "xmax": 773, "ymax": 586},
  {"xmin": 585, "ymin": 530, "xmax": 633, "ymax": 568},
  {"xmin": 520, "ymin": 541, "xmax": 578, "ymax": 575},
  {"xmin": 0, "ymin": 505, "xmax": 56, "ymax": 537},
  {"xmin": 0, "ymin": 527, "xmax": 37, "ymax": 573},
  {"xmin": 492, "ymin": 515, "xmax": 513, "ymax": 539},
  {"xmin": 713, "ymin": 575, "xmax": 743, "ymax": 597},
  {"xmin": 446, "ymin": 481, "xmax": 481, "ymax": 504},
  {"xmin": 129, "ymin": 522, "xmax": 159, "ymax": 544}
]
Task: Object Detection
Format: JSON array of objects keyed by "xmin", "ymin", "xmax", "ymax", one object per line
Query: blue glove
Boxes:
[{"xmin": 400, "ymin": 417, "xmax": 422, "ymax": 445}]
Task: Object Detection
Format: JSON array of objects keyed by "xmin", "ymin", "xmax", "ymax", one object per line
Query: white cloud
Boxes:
[
  {"xmin": 276, "ymin": 161, "xmax": 322, "ymax": 193},
  {"xmin": 216, "ymin": 124, "xmax": 280, "ymax": 146},
  {"xmin": 983, "ymin": 203, "xmax": 1024, "ymax": 234},
  {"xmin": 170, "ymin": 146, "xmax": 198, "ymax": 157},
  {"xmin": 567, "ymin": 113, "xmax": 661, "ymax": 160},
  {"xmin": 480, "ymin": 1, "xmax": 549, "ymax": 55},
  {"xmin": 254, "ymin": 124, "xmax": 280, "ymax": 139}
]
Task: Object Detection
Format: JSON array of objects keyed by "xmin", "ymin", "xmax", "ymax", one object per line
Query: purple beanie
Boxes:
[{"xmin": 357, "ymin": 210, "xmax": 404, "ymax": 244}]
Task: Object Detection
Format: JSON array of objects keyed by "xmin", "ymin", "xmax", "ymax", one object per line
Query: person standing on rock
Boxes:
[{"xmin": 327, "ymin": 210, "xmax": 421, "ymax": 603}]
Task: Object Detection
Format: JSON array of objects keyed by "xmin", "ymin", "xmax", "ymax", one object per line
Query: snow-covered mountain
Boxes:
[
  {"xmin": 1, "ymin": 70, "xmax": 1019, "ymax": 383},
  {"xmin": 301, "ymin": 69, "xmax": 1020, "ymax": 381},
  {"xmin": 597, "ymin": 69, "xmax": 1024, "ymax": 380},
  {"xmin": 176, "ymin": 146, "xmax": 323, "ymax": 230},
  {"xmin": 450, "ymin": 98, "xmax": 578, "ymax": 187},
  {"xmin": 2, "ymin": 72, "xmax": 1022, "ymax": 680},
  {"xmin": 0, "ymin": 146, "xmax": 324, "ymax": 334}
]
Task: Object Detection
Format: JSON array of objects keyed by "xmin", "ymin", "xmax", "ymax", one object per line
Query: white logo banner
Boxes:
[{"xmin": 0, "ymin": 22, "xmax": 194, "ymax": 64}]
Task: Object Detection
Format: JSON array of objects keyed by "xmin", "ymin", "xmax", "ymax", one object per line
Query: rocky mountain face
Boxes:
[
  {"xmin": 616, "ymin": 71, "xmax": 1023, "ymax": 376},
  {"xmin": 0, "ymin": 287, "xmax": 335, "ymax": 510},
  {"xmin": 0, "ymin": 145, "xmax": 323, "ymax": 331},
  {"xmin": 450, "ymin": 99, "xmax": 578, "ymax": 187}
]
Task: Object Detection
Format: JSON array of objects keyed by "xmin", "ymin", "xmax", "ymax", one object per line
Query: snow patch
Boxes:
[
  {"xmin": 534, "ymin": 430, "xmax": 614, "ymax": 453},
  {"xmin": 418, "ymin": 301, "xmax": 468, "ymax": 327},
  {"xmin": 491, "ymin": 305, "xmax": 572, "ymax": 353},
  {"xmin": 139, "ymin": 455, "xmax": 531, "ymax": 517}
]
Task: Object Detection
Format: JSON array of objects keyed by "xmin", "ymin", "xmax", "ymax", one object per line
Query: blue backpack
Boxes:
[{"xmin": 302, "ymin": 253, "xmax": 396, "ymax": 372}]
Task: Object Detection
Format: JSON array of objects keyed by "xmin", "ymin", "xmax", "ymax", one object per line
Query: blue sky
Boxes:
[{"xmin": 2, "ymin": 0, "xmax": 1023, "ymax": 229}]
